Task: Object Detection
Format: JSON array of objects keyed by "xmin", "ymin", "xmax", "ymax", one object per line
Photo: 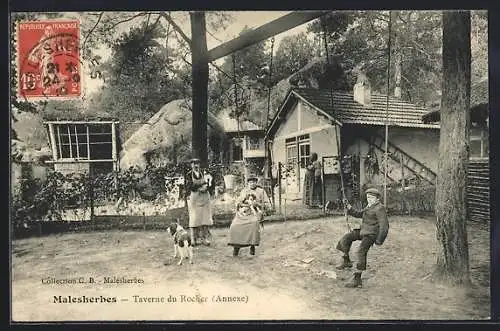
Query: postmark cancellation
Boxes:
[{"xmin": 15, "ymin": 20, "xmax": 82, "ymax": 100}]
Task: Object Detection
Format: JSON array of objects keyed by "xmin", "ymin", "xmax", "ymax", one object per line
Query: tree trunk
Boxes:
[
  {"xmin": 190, "ymin": 12, "xmax": 209, "ymax": 167},
  {"xmin": 435, "ymin": 10, "xmax": 471, "ymax": 285}
]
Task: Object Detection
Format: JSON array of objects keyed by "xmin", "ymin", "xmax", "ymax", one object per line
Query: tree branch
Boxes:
[
  {"xmin": 104, "ymin": 12, "xmax": 150, "ymax": 32},
  {"xmin": 82, "ymin": 12, "xmax": 104, "ymax": 55},
  {"xmin": 160, "ymin": 12, "xmax": 192, "ymax": 46},
  {"xmin": 207, "ymin": 29, "xmax": 224, "ymax": 43}
]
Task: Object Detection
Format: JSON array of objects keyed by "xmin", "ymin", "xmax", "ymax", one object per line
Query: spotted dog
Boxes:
[{"xmin": 167, "ymin": 221, "xmax": 193, "ymax": 265}]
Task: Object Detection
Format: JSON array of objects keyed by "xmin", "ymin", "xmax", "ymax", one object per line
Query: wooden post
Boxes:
[
  {"xmin": 111, "ymin": 122, "xmax": 117, "ymax": 171},
  {"xmin": 190, "ymin": 11, "xmax": 209, "ymax": 168},
  {"xmin": 48, "ymin": 123, "xmax": 58, "ymax": 160},
  {"xmin": 400, "ymin": 153, "xmax": 407, "ymax": 214},
  {"xmin": 322, "ymin": 157, "xmax": 326, "ymax": 215},
  {"xmin": 67, "ymin": 125, "xmax": 73, "ymax": 158},
  {"xmin": 74, "ymin": 125, "xmax": 80, "ymax": 159},
  {"xmin": 86, "ymin": 125, "xmax": 91, "ymax": 160},
  {"xmin": 269, "ymin": 144, "xmax": 275, "ymax": 212},
  {"xmin": 56, "ymin": 125, "xmax": 62, "ymax": 159},
  {"xmin": 278, "ymin": 162, "xmax": 282, "ymax": 214},
  {"xmin": 89, "ymin": 171, "xmax": 95, "ymax": 223}
]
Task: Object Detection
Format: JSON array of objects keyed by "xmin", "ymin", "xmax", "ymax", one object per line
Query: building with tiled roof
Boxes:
[
  {"xmin": 266, "ymin": 82, "xmax": 440, "ymax": 210},
  {"xmin": 268, "ymin": 88, "xmax": 438, "ymax": 138}
]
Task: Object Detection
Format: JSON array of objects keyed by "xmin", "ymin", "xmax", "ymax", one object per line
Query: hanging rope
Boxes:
[
  {"xmin": 265, "ymin": 37, "xmax": 275, "ymax": 129},
  {"xmin": 321, "ymin": 19, "xmax": 350, "ymax": 232},
  {"xmin": 231, "ymin": 54, "xmax": 241, "ymax": 138},
  {"xmin": 383, "ymin": 11, "xmax": 393, "ymax": 206},
  {"xmin": 264, "ymin": 37, "xmax": 275, "ymax": 179}
]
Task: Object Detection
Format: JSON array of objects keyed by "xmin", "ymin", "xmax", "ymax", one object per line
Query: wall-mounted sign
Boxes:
[{"xmin": 322, "ymin": 156, "xmax": 340, "ymax": 175}]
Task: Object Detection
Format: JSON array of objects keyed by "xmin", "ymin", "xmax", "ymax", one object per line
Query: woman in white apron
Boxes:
[{"xmin": 185, "ymin": 158, "xmax": 213, "ymax": 246}]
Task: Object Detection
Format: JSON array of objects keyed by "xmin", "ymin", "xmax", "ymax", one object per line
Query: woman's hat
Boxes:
[
  {"xmin": 189, "ymin": 158, "xmax": 201, "ymax": 164},
  {"xmin": 365, "ymin": 187, "xmax": 381, "ymax": 197},
  {"xmin": 247, "ymin": 176, "xmax": 258, "ymax": 182}
]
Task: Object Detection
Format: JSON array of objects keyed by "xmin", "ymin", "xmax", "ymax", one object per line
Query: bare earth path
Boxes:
[{"xmin": 11, "ymin": 216, "xmax": 490, "ymax": 321}]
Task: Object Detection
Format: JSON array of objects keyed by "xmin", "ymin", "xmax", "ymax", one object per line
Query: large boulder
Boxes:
[{"xmin": 120, "ymin": 99, "xmax": 225, "ymax": 170}]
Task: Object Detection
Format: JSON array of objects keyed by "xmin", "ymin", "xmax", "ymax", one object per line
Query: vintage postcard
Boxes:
[{"xmin": 10, "ymin": 10, "xmax": 491, "ymax": 322}]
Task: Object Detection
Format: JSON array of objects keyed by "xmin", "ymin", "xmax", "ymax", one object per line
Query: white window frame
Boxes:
[{"xmin": 47, "ymin": 121, "xmax": 117, "ymax": 163}]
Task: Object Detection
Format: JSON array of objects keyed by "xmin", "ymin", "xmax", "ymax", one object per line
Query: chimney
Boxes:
[{"xmin": 353, "ymin": 73, "xmax": 371, "ymax": 106}]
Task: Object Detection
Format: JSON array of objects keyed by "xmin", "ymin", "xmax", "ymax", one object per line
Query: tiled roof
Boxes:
[
  {"xmin": 422, "ymin": 79, "xmax": 488, "ymax": 123},
  {"xmin": 291, "ymin": 88, "xmax": 438, "ymax": 129},
  {"xmin": 470, "ymin": 79, "xmax": 488, "ymax": 109}
]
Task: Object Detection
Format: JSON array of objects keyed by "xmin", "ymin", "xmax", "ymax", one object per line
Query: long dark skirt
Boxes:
[
  {"xmin": 303, "ymin": 171, "xmax": 323, "ymax": 207},
  {"xmin": 228, "ymin": 213, "xmax": 261, "ymax": 247}
]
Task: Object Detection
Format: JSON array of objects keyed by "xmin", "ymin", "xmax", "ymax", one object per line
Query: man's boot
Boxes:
[
  {"xmin": 335, "ymin": 255, "xmax": 353, "ymax": 270},
  {"xmin": 345, "ymin": 271, "xmax": 362, "ymax": 288},
  {"xmin": 250, "ymin": 245, "xmax": 256, "ymax": 256}
]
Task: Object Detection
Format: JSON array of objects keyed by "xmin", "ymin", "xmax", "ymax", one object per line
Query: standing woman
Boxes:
[
  {"xmin": 185, "ymin": 158, "xmax": 213, "ymax": 246},
  {"xmin": 303, "ymin": 152, "xmax": 323, "ymax": 208}
]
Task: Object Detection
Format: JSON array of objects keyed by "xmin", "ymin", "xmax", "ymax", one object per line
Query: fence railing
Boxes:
[{"xmin": 12, "ymin": 160, "xmax": 436, "ymax": 238}]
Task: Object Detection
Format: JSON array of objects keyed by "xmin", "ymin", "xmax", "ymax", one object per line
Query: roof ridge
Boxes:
[{"xmin": 292, "ymin": 87, "xmax": 427, "ymax": 107}]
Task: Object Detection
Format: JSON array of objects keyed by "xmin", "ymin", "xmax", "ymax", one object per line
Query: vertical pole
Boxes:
[
  {"xmin": 278, "ymin": 161, "xmax": 282, "ymax": 214},
  {"xmin": 56, "ymin": 125, "xmax": 62, "ymax": 159},
  {"xmin": 67, "ymin": 125, "xmax": 73, "ymax": 159},
  {"xmin": 322, "ymin": 157, "xmax": 326, "ymax": 215},
  {"xmin": 111, "ymin": 122, "xmax": 117, "ymax": 171},
  {"xmin": 74, "ymin": 125, "xmax": 80, "ymax": 159},
  {"xmin": 89, "ymin": 170, "xmax": 94, "ymax": 223},
  {"xmin": 86, "ymin": 125, "xmax": 91, "ymax": 160},
  {"xmin": 190, "ymin": 11, "xmax": 209, "ymax": 168},
  {"xmin": 384, "ymin": 10, "xmax": 393, "ymax": 206},
  {"xmin": 400, "ymin": 153, "xmax": 406, "ymax": 214},
  {"xmin": 111, "ymin": 122, "xmax": 118, "ymax": 200},
  {"xmin": 48, "ymin": 123, "xmax": 58, "ymax": 160}
]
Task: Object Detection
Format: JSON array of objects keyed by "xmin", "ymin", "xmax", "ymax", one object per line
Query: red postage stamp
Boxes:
[{"xmin": 16, "ymin": 20, "xmax": 81, "ymax": 99}]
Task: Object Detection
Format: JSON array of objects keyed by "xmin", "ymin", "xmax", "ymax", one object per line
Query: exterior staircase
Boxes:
[{"xmin": 361, "ymin": 133, "xmax": 437, "ymax": 185}]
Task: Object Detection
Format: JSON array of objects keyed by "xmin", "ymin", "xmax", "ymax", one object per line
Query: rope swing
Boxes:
[
  {"xmin": 383, "ymin": 11, "xmax": 393, "ymax": 206},
  {"xmin": 231, "ymin": 53, "xmax": 241, "ymax": 139},
  {"xmin": 264, "ymin": 37, "xmax": 275, "ymax": 179},
  {"xmin": 321, "ymin": 19, "xmax": 350, "ymax": 232}
]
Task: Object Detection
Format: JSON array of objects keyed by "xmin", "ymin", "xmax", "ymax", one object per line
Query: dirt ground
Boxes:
[{"xmin": 11, "ymin": 216, "xmax": 490, "ymax": 321}]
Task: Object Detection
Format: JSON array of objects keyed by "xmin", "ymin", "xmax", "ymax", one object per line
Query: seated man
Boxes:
[{"xmin": 335, "ymin": 187, "xmax": 389, "ymax": 288}]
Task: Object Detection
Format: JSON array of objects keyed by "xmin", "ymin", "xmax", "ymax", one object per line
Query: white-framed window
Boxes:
[
  {"xmin": 285, "ymin": 134, "xmax": 310, "ymax": 168},
  {"xmin": 470, "ymin": 126, "xmax": 488, "ymax": 159},
  {"xmin": 286, "ymin": 141, "xmax": 297, "ymax": 166},
  {"xmin": 48, "ymin": 122, "xmax": 117, "ymax": 162}
]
